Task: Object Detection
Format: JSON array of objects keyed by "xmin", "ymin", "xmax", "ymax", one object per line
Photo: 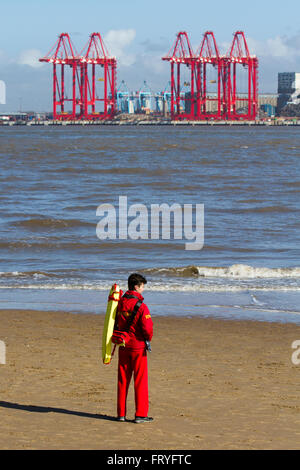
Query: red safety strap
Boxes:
[{"xmin": 111, "ymin": 344, "xmax": 117, "ymax": 357}]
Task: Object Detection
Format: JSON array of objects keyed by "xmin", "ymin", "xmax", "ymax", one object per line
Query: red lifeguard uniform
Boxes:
[{"xmin": 116, "ymin": 290, "xmax": 153, "ymax": 418}]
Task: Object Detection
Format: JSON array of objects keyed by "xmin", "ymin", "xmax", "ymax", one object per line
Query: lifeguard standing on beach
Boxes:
[{"xmin": 115, "ymin": 273, "xmax": 153, "ymax": 423}]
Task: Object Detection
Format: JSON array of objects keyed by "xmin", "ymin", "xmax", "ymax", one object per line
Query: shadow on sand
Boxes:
[{"xmin": 0, "ymin": 400, "xmax": 120, "ymax": 422}]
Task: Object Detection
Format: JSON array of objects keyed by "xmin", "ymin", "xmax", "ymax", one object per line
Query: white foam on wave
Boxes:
[
  {"xmin": 196, "ymin": 264, "xmax": 300, "ymax": 279},
  {"xmin": 0, "ymin": 283, "xmax": 299, "ymax": 293}
]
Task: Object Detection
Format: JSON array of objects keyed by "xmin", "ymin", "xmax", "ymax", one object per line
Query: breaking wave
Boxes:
[
  {"xmin": 1, "ymin": 265, "xmax": 300, "ymax": 293},
  {"xmin": 0, "ymin": 282, "xmax": 299, "ymax": 293},
  {"xmin": 144, "ymin": 264, "xmax": 300, "ymax": 279}
]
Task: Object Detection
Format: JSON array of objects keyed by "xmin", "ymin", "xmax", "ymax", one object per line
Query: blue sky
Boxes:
[{"xmin": 1, "ymin": 0, "xmax": 300, "ymax": 111}]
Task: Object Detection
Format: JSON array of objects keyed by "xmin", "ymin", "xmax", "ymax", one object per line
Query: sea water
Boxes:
[{"xmin": 0, "ymin": 125, "xmax": 300, "ymax": 323}]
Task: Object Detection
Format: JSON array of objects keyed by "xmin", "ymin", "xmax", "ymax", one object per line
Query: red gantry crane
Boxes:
[
  {"xmin": 39, "ymin": 33, "xmax": 80, "ymax": 120},
  {"xmin": 162, "ymin": 32, "xmax": 197, "ymax": 120},
  {"xmin": 225, "ymin": 31, "xmax": 258, "ymax": 120},
  {"xmin": 40, "ymin": 33, "xmax": 117, "ymax": 120},
  {"xmin": 78, "ymin": 33, "xmax": 117, "ymax": 120},
  {"xmin": 196, "ymin": 31, "xmax": 223, "ymax": 119}
]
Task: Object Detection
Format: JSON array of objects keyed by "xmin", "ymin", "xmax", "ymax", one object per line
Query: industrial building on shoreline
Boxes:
[{"xmin": 0, "ymin": 91, "xmax": 279, "ymax": 123}]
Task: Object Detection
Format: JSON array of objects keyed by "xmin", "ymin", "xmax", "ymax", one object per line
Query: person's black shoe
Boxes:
[
  {"xmin": 134, "ymin": 416, "xmax": 154, "ymax": 424},
  {"xmin": 116, "ymin": 416, "xmax": 126, "ymax": 422}
]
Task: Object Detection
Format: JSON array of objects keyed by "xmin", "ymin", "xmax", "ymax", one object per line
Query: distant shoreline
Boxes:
[{"xmin": 1, "ymin": 119, "xmax": 300, "ymax": 127}]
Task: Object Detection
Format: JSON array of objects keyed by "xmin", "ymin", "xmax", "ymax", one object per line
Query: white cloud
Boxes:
[
  {"xmin": 266, "ymin": 36, "xmax": 296, "ymax": 59},
  {"xmin": 104, "ymin": 29, "xmax": 136, "ymax": 67},
  {"xmin": 18, "ymin": 49, "xmax": 44, "ymax": 68}
]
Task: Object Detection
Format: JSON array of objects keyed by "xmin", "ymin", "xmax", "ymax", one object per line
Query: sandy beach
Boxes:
[{"xmin": 1, "ymin": 309, "xmax": 300, "ymax": 450}]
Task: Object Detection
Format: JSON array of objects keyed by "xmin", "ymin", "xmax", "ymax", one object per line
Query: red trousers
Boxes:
[{"xmin": 117, "ymin": 347, "xmax": 149, "ymax": 417}]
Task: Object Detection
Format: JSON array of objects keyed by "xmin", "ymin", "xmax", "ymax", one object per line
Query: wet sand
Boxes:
[{"xmin": 0, "ymin": 309, "xmax": 300, "ymax": 449}]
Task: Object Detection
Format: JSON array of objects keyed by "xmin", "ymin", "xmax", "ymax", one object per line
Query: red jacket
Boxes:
[{"xmin": 116, "ymin": 290, "xmax": 153, "ymax": 350}]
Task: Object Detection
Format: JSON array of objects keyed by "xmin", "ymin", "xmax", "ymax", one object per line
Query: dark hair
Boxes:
[{"xmin": 128, "ymin": 273, "xmax": 147, "ymax": 291}]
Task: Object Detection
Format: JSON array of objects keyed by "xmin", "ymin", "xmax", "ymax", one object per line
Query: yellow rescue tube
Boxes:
[{"xmin": 102, "ymin": 283, "xmax": 121, "ymax": 365}]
